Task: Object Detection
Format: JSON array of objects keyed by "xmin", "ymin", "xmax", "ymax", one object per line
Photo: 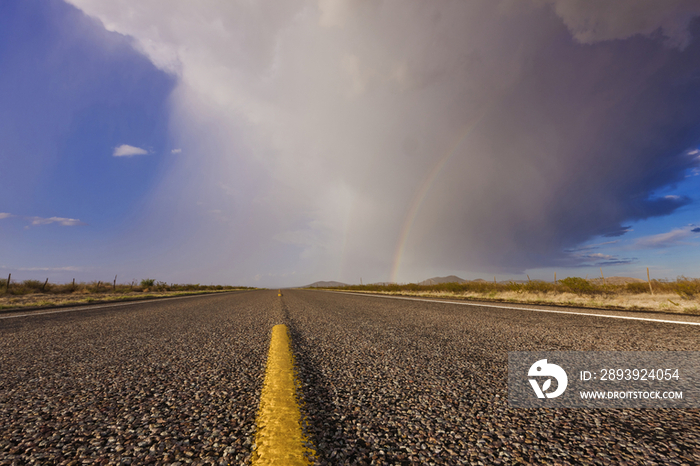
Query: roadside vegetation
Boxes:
[
  {"xmin": 0, "ymin": 278, "xmax": 255, "ymax": 310},
  {"xmin": 315, "ymin": 277, "xmax": 700, "ymax": 315}
]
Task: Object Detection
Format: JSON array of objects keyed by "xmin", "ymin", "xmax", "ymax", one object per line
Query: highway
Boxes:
[{"xmin": 0, "ymin": 290, "xmax": 698, "ymax": 465}]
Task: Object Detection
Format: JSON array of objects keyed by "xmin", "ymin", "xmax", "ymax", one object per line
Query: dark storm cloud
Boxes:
[
  {"xmin": 602, "ymin": 226, "xmax": 632, "ymax": 238},
  {"xmin": 405, "ymin": 5, "xmax": 700, "ymax": 274},
  {"xmin": 576, "ymin": 256, "xmax": 637, "ymax": 268},
  {"xmin": 65, "ymin": 0, "xmax": 700, "ymax": 284}
]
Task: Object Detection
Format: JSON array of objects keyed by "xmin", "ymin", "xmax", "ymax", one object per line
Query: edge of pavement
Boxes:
[
  {"xmin": 0, "ymin": 289, "xmax": 259, "ymax": 316},
  {"xmin": 298, "ymin": 288, "xmax": 700, "ymax": 318},
  {"xmin": 309, "ymin": 289, "xmax": 700, "ymax": 326}
]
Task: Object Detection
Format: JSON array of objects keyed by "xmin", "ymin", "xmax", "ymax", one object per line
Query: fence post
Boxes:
[
  {"xmin": 5, "ymin": 273, "xmax": 10, "ymax": 292},
  {"xmin": 554, "ymin": 272, "xmax": 557, "ymax": 285},
  {"xmin": 72, "ymin": 278, "xmax": 75, "ymax": 291},
  {"xmin": 42, "ymin": 278, "xmax": 48, "ymax": 291},
  {"xmin": 647, "ymin": 267, "xmax": 654, "ymax": 295},
  {"xmin": 600, "ymin": 267, "xmax": 606, "ymax": 286},
  {"xmin": 113, "ymin": 275, "xmax": 117, "ymax": 291}
]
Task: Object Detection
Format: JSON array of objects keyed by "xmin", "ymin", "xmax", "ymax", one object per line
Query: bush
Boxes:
[
  {"xmin": 523, "ymin": 280, "xmax": 556, "ymax": 293},
  {"xmin": 140, "ymin": 278, "xmax": 156, "ymax": 289},
  {"xmin": 557, "ymin": 277, "xmax": 597, "ymax": 295},
  {"xmin": 674, "ymin": 276, "xmax": 700, "ymax": 298},
  {"xmin": 22, "ymin": 280, "xmax": 45, "ymax": 291},
  {"xmin": 0, "ymin": 277, "xmax": 248, "ymax": 296},
  {"xmin": 626, "ymin": 282, "xmax": 650, "ymax": 294}
]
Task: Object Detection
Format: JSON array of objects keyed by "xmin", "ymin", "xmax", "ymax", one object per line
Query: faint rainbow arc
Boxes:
[{"xmin": 390, "ymin": 110, "xmax": 489, "ymax": 283}]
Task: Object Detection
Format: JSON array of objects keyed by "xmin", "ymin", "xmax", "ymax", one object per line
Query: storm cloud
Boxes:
[{"xmin": 66, "ymin": 0, "xmax": 700, "ymax": 285}]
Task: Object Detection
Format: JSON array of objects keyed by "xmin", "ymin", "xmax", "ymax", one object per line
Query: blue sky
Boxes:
[
  {"xmin": 2, "ymin": 0, "xmax": 700, "ymax": 286},
  {"xmin": 0, "ymin": 0, "xmax": 175, "ymax": 280}
]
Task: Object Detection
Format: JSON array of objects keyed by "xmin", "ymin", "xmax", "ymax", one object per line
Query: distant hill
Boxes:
[
  {"xmin": 586, "ymin": 276, "xmax": 645, "ymax": 285},
  {"xmin": 304, "ymin": 276, "xmax": 646, "ymax": 288},
  {"xmin": 305, "ymin": 280, "xmax": 348, "ymax": 288},
  {"xmin": 419, "ymin": 275, "xmax": 467, "ymax": 285}
]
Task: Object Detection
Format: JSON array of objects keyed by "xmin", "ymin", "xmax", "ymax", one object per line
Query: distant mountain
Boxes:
[
  {"xmin": 418, "ymin": 275, "xmax": 467, "ymax": 285},
  {"xmin": 305, "ymin": 280, "xmax": 348, "ymax": 288}
]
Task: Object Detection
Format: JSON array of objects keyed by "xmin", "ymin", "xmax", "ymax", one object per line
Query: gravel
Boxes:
[
  {"xmin": 0, "ymin": 291, "xmax": 278, "ymax": 465},
  {"xmin": 1, "ymin": 289, "xmax": 698, "ymax": 465},
  {"xmin": 285, "ymin": 290, "xmax": 700, "ymax": 465}
]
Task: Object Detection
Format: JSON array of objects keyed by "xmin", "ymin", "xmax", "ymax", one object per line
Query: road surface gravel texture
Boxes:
[{"xmin": 0, "ymin": 290, "xmax": 698, "ymax": 465}]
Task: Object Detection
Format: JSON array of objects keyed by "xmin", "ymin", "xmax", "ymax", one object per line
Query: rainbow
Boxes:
[{"xmin": 390, "ymin": 110, "xmax": 489, "ymax": 283}]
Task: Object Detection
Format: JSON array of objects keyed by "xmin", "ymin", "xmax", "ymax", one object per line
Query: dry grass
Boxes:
[
  {"xmin": 315, "ymin": 277, "xmax": 700, "ymax": 315},
  {"xmin": 0, "ymin": 290, "xmax": 244, "ymax": 311},
  {"xmin": 0, "ymin": 278, "xmax": 256, "ymax": 311}
]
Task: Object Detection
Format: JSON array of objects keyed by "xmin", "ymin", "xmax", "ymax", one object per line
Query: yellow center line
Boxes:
[{"xmin": 252, "ymin": 324, "xmax": 315, "ymax": 465}]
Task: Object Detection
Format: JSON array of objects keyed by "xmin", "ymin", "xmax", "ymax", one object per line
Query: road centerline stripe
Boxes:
[{"xmin": 253, "ymin": 324, "xmax": 314, "ymax": 465}]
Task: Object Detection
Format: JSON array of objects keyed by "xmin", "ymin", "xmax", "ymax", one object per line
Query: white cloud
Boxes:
[
  {"xmin": 15, "ymin": 266, "xmax": 83, "ymax": 272},
  {"xmin": 633, "ymin": 227, "xmax": 698, "ymax": 249},
  {"xmin": 544, "ymin": 0, "xmax": 700, "ymax": 49},
  {"xmin": 567, "ymin": 240, "xmax": 618, "ymax": 252},
  {"xmin": 171, "ymin": 148, "xmax": 182, "ymax": 153},
  {"xmin": 113, "ymin": 144, "xmax": 149, "ymax": 157},
  {"xmin": 0, "ymin": 213, "xmax": 84, "ymax": 227},
  {"xmin": 586, "ymin": 253, "xmax": 616, "ymax": 260},
  {"xmin": 28, "ymin": 216, "xmax": 86, "ymax": 226}
]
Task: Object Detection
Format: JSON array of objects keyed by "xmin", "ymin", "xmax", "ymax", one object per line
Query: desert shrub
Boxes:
[
  {"xmin": 625, "ymin": 282, "xmax": 650, "ymax": 294},
  {"xmin": 85, "ymin": 281, "xmax": 110, "ymax": 293},
  {"xmin": 52, "ymin": 282, "xmax": 80, "ymax": 293},
  {"xmin": 674, "ymin": 276, "xmax": 700, "ymax": 298},
  {"xmin": 459, "ymin": 281, "xmax": 495, "ymax": 293},
  {"xmin": 151, "ymin": 281, "xmax": 169, "ymax": 291},
  {"xmin": 523, "ymin": 280, "xmax": 556, "ymax": 293},
  {"xmin": 559, "ymin": 277, "xmax": 597, "ymax": 295},
  {"xmin": 330, "ymin": 276, "xmax": 700, "ymax": 300},
  {"xmin": 22, "ymin": 280, "xmax": 45, "ymax": 291},
  {"xmin": 506, "ymin": 281, "xmax": 525, "ymax": 293},
  {"xmin": 8, "ymin": 285, "xmax": 29, "ymax": 295},
  {"xmin": 140, "ymin": 278, "xmax": 156, "ymax": 289},
  {"xmin": 114, "ymin": 284, "xmax": 134, "ymax": 294},
  {"xmin": 0, "ymin": 278, "xmax": 245, "ymax": 296}
]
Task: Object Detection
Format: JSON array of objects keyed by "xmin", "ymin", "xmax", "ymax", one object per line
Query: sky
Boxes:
[{"xmin": 2, "ymin": 0, "xmax": 700, "ymax": 287}]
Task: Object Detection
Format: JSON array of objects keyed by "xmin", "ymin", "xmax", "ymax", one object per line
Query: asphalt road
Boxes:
[{"xmin": 1, "ymin": 290, "xmax": 698, "ymax": 465}]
